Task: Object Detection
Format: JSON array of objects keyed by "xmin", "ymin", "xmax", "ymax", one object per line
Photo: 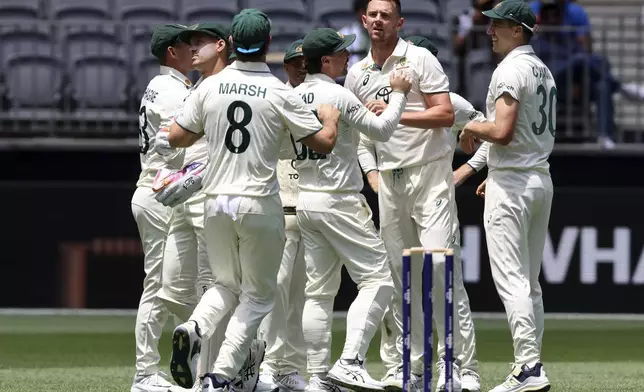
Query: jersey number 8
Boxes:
[
  {"xmin": 138, "ymin": 106, "xmax": 150, "ymax": 155},
  {"xmin": 225, "ymin": 101, "xmax": 252, "ymax": 154}
]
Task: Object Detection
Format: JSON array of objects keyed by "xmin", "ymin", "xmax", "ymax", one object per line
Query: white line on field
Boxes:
[{"xmin": 0, "ymin": 308, "xmax": 643, "ymax": 321}]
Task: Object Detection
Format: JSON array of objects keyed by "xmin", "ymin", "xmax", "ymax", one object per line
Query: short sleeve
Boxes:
[
  {"xmin": 419, "ymin": 51, "xmax": 450, "ymax": 94},
  {"xmin": 175, "ymin": 87, "xmax": 204, "ymax": 134},
  {"xmin": 280, "ymin": 89, "xmax": 323, "ymax": 141},
  {"xmin": 492, "ymin": 65, "xmax": 522, "ymax": 102}
]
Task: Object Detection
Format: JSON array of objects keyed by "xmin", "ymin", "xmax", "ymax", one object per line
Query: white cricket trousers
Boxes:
[
  {"xmin": 484, "ymin": 171, "xmax": 553, "ymax": 366},
  {"xmin": 297, "ymin": 192, "xmax": 394, "ymax": 374},
  {"xmin": 377, "ymin": 158, "xmax": 478, "ymax": 375},
  {"xmin": 131, "ymin": 186, "xmax": 171, "ymax": 376},
  {"xmin": 157, "ymin": 191, "xmax": 228, "ymax": 377},
  {"xmin": 189, "ymin": 194, "xmax": 285, "ymax": 380},
  {"xmin": 258, "ymin": 214, "xmax": 307, "ymax": 376}
]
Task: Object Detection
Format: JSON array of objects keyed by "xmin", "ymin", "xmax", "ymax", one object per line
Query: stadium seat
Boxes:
[
  {"xmin": 5, "ymin": 54, "xmax": 63, "ymax": 108},
  {"xmin": 0, "ymin": 26, "xmax": 56, "ymax": 68},
  {"xmin": 128, "ymin": 28, "xmax": 156, "ymax": 70},
  {"xmin": 246, "ymin": 0, "xmax": 309, "ymax": 31},
  {"xmin": 312, "ymin": 0, "xmax": 355, "ymax": 30},
  {"xmin": 50, "ymin": 0, "xmax": 112, "ymax": 21},
  {"xmin": 268, "ymin": 62, "xmax": 287, "ymax": 84},
  {"xmin": 116, "ymin": 0, "xmax": 177, "ymax": 24},
  {"xmin": 62, "ymin": 25, "xmax": 122, "ymax": 61},
  {"xmin": 270, "ymin": 25, "xmax": 308, "ymax": 52},
  {"xmin": 180, "ymin": 0, "xmax": 238, "ymax": 25},
  {"xmin": 0, "ymin": 0, "xmax": 41, "ymax": 22},
  {"xmin": 402, "ymin": 0, "xmax": 440, "ymax": 24},
  {"xmin": 71, "ymin": 55, "xmax": 130, "ymax": 109},
  {"xmin": 401, "ymin": 21, "xmax": 447, "ymax": 44},
  {"xmin": 464, "ymin": 48, "xmax": 494, "ymax": 110},
  {"xmin": 136, "ymin": 57, "xmax": 163, "ymax": 100}
]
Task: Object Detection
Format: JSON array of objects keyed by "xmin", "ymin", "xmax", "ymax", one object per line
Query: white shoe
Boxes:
[
  {"xmin": 275, "ymin": 372, "xmax": 307, "ymax": 392},
  {"xmin": 598, "ymin": 136, "xmax": 616, "ymax": 150},
  {"xmin": 256, "ymin": 373, "xmax": 279, "ymax": 392},
  {"xmin": 461, "ymin": 371, "xmax": 481, "ymax": 392},
  {"xmin": 381, "ymin": 367, "xmax": 423, "ymax": 392},
  {"xmin": 170, "ymin": 321, "xmax": 202, "ymax": 388},
  {"xmin": 436, "ymin": 359, "xmax": 462, "ymax": 392},
  {"xmin": 621, "ymin": 82, "xmax": 644, "ymax": 101},
  {"xmin": 131, "ymin": 372, "xmax": 173, "ymax": 392},
  {"xmin": 305, "ymin": 375, "xmax": 350, "ymax": 392},
  {"xmin": 327, "ymin": 359, "xmax": 385, "ymax": 392},
  {"xmin": 202, "ymin": 374, "xmax": 229, "ymax": 392},
  {"xmin": 229, "ymin": 339, "xmax": 267, "ymax": 392},
  {"xmin": 488, "ymin": 363, "xmax": 550, "ymax": 392}
]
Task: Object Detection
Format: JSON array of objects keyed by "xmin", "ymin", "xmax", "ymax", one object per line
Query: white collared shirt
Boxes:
[
  {"xmin": 293, "ymin": 73, "xmax": 406, "ymax": 193},
  {"xmin": 175, "ymin": 61, "xmax": 323, "ymax": 197},
  {"xmin": 136, "ymin": 65, "xmax": 192, "ymax": 188},
  {"xmin": 347, "ymin": 38, "xmax": 452, "ymax": 171},
  {"xmin": 485, "ymin": 45, "xmax": 556, "ymax": 175}
]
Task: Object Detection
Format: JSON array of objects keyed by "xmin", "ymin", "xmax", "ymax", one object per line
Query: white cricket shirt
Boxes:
[
  {"xmin": 346, "ymin": 38, "xmax": 452, "ymax": 171},
  {"xmin": 485, "ymin": 45, "xmax": 556, "ymax": 175},
  {"xmin": 136, "ymin": 66, "xmax": 192, "ymax": 188},
  {"xmin": 175, "ymin": 61, "xmax": 323, "ymax": 198},
  {"xmin": 294, "ymin": 73, "xmax": 406, "ymax": 193},
  {"xmin": 179, "ymin": 76, "xmax": 208, "ymax": 167}
]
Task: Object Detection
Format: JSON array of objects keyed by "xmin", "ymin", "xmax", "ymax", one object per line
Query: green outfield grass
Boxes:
[{"xmin": 0, "ymin": 314, "xmax": 643, "ymax": 391}]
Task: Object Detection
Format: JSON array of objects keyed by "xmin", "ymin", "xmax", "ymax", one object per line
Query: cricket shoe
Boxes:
[
  {"xmin": 171, "ymin": 321, "xmax": 202, "ymax": 388},
  {"xmin": 202, "ymin": 373, "xmax": 230, "ymax": 392},
  {"xmin": 488, "ymin": 363, "xmax": 550, "ymax": 392},
  {"xmin": 436, "ymin": 358, "xmax": 462, "ymax": 392},
  {"xmin": 229, "ymin": 339, "xmax": 267, "ymax": 392},
  {"xmin": 275, "ymin": 372, "xmax": 307, "ymax": 392},
  {"xmin": 255, "ymin": 372, "xmax": 279, "ymax": 392},
  {"xmin": 305, "ymin": 375, "xmax": 351, "ymax": 392},
  {"xmin": 381, "ymin": 366, "xmax": 423, "ymax": 392},
  {"xmin": 460, "ymin": 370, "xmax": 481, "ymax": 392},
  {"xmin": 327, "ymin": 358, "xmax": 385, "ymax": 392},
  {"xmin": 131, "ymin": 371, "xmax": 173, "ymax": 392}
]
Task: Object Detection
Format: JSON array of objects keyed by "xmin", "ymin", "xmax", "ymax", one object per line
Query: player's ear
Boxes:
[
  {"xmin": 216, "ymin": 38, "xmax": 226, "ymax": 53},
  {"xmin": 396, "ymin": 16, "xmax": 404, "ymax": 31},
  {"xmin": 362, "ymin": 13, "xmax": 368, "ymax": 28}
]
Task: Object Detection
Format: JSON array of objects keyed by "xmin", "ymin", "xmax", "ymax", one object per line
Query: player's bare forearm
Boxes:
[
  {"xmin": 453, "ymin": 163, "xmax": 475, "ymax": 187},
  {"xmin": 168, "ymin": 122, "xmax": 201, "ymax": 148},
  {"xmin": 399, "ymin": 104, "xmax": 455, "ymax": 129},
  {"xmin": 464, "ymin": 94, "xmax": 518, "ymax": 145}
]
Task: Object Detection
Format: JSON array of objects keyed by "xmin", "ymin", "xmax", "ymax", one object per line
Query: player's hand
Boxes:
[
  {"xmin": 459, "ymin": 129, "xmax": 478, "ymax": 154},
  {"xmin": 366, "ymin": 100, "xmax": 388, "ymax": 116},
  {"xmin": 366, "ymin": 170, "xmax": 379, "ymax": 193},
  {"xmin": 476, "ymin": 179, "xmax": 487, "ymax": 198},
  {"xmin": 453, "ymin": 164, "xmax": 475, "ymax": 187},
  {"xmin": 390, "ymin": 69, "xmax": 412, "ymax": 95},
  {"xmin": 154, "ymin": 129, "xmax": 175, "ymax": 156},
  {"xmin": 155, "ymin": 162, "xmax": 206, "ymax": 207},
  {"xmin": 316, "ymin": 103, "xmax": 341, "ymax": 125}
]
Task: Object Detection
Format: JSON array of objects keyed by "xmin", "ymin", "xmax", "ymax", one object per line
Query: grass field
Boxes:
[{"xmin": 0, "ymin": 313, "xmax": 643, "ymax": 392}]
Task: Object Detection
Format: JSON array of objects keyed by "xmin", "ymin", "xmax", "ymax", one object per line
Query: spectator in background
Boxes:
[
  {"xmin": 452, "ymin": 0, "xmax": 498, "ymax": 108},
  {"xmin": 340, "ymin": 0, "xmax": 370, "ymax": 69},
  {"xmin": 531, "ymin": 0, "xmax": 644, "ymax": 148}
]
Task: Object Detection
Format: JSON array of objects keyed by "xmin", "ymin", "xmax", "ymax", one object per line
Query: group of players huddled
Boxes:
[{"xmin": 130, "ymin": 1, "xmax": 555, "ymax": 392}]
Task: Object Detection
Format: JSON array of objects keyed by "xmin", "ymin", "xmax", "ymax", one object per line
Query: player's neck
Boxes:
[{"xmin": 370, "ymin": 37, "xmax": 398, "ymax": 67}]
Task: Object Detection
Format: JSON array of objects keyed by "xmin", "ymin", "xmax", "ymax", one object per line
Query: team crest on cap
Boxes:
[
  {"xmin": 493, "ymin": 2, "xmax": 502, "ymax": 9},
  {"xmin": 296, "ymin": 45, "xmax": 302, "ymax": 53},
  {"xmin": 337, "ymin": 32, "xmax": 344, "ymax": 38}
]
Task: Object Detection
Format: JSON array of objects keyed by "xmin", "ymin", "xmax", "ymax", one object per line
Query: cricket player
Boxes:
[
  {"xmin": 346, "ymin": 1, "xmax": 476, "ymax": 391},
  {"xmin": 256, "ymin": 39, "xmax": 309, "ymax": 392},
  {"xmin": 294, "ymin": 27, "xmax": 412, "ymax": 392},
  {"xmin": 161, "ymin": 9, "xmax": 341, "ymax": 392},
  {"xmin": 361, "ymin": 34, "xmax": 484, "ymax": 392},
  {"xmin": 130, "ymin": 23, "xmax": 193, "ymax": 392},
  {"xmin": 459, "ymin": 1, "xmax": 554, "ymax": 391},
  {"xmin": 153, "ymin": 22, "xmax": 235, "ymax": 390}
]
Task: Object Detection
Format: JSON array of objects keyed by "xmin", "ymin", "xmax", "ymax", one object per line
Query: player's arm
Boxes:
[
  {"xmin": 399, "ymin": 52, "xmax": 454, "ymax": 129},
  {"xmin": 168, "ymin": 89, "xmax": 205, "ymax": 148},
  {"xmin": 463, "ymin": 67, "xmax": 521, "ymax": 146},
  {"xmin": 357, "ymin": 135, "xmax": 379, "ymax": 192},
  {"xmin": 345, "ymin": 71, "xmax": 411, "ymax": 142},
  {"xmin": 282, "ymin": 91, "xmax": 340, "ymax": 154},
  {"xmin": 454, "ymin": 142, "xmax": 489, "ymax": 187}
]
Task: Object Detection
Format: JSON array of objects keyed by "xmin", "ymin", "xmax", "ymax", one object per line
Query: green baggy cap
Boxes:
[
  {"xmin": 232, "ymin": 8, "xmax": 271, "ymax": 54},
  {"xmin": 284, "ymin": 39, "xmax": 305, "ymax": 62},
  {"xmin": 482, "ymin": 0, "xmax": 537, "ymax": 33},
  {"xmin": 150, "ymin": 24, "xmax": 188, "ymax": 58},
  {"xmin": 179, "ymin": 22, "xmax": 231, "ymax": 44},
  {"xmin": 405, "ymin": 35, "xmax": 439, "ymax": 57},
  {"xmin": 302, "ymin": 28, "xmax": 356, "ymax": 59}
]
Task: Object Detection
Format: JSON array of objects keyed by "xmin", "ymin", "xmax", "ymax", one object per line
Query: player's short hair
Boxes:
[
  {"xmin": 353, "ymin": 0, "xmax": 369, "ymax": 13},
  {"xmin": 305, "ymin": 57, "xmax": 323, "ymax": 74},
  {"xmin": 367, "ymin": 0, "xmax": 401, "ymax": 15}
]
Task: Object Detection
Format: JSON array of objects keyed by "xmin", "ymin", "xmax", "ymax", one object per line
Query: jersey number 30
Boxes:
[
  {"xmin": 531, "ymin": 85, "xmax": 557, "ymax": 137},
  {"xmin": 225, "ymin": 101, "xmax": 252, "ymax": 154}
]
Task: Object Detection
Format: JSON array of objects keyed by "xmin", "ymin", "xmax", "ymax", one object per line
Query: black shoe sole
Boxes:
[{"xmin": 170, "ymin": 326, "xmax": 200, "ymax": 388}]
